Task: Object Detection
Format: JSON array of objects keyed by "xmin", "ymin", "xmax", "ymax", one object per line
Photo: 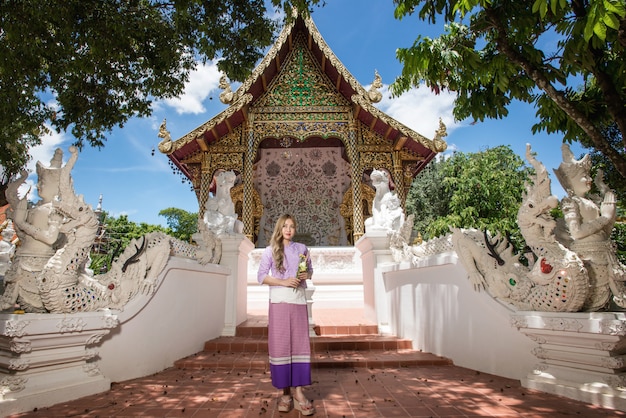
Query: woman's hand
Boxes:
[{"xmin": 286, "ymin": 276, "xmax": 301, "ymax": 289}]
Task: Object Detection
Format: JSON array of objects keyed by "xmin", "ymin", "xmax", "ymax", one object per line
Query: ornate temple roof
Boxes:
[{"xmin": 158, "ymin": 13, "xmax": 447, "ymax": 179}]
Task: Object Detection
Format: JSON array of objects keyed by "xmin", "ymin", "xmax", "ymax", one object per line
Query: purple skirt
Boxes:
[{"xmin": 268, "ymin": 303, "xmax": 312, "ymax": 389}]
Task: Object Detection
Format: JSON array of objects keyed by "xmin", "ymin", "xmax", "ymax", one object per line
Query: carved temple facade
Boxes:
[{"xmin": 158, "ymin": 13, "xmax": 447, "ymax": 247}]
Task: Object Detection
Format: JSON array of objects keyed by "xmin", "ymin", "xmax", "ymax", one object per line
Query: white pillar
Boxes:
[
  {"xmin": 0, "ymin": 310, "xmax": 119, "ymax": 417},
  {"xmin": 514, "ymin": 311, "xmax": 626, "ymax": 410},
  {"xmin": 305, "ymin": 279, "xmax": 316, "ymax": 337},
  {"xmin": 219, "ymin": 234, "xmax": 255, "ymax": 336},
  {"xmin": 355, "ymin": 230, "xmax": 395, "ymax": 335}
]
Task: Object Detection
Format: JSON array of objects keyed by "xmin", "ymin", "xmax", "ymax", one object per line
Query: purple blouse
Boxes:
[{"xmin": 257, "ymin": 241, "xmax": 313, "ymax": 287}]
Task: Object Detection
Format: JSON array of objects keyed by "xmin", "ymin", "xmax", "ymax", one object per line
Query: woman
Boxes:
[{"xmin": 257, "ymin": 214, "xmax": 315, "ymax": 415}]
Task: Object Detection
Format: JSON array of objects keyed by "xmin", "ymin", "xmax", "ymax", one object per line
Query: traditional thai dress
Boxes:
[{"xmin": 257, "ymin": 242, "xmax": 313, "ymax": 389}]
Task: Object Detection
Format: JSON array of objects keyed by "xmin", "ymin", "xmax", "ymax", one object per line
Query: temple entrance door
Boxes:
[{"xmin": 253, "ymin": 136, "xmax": 351, "ymax": 247}]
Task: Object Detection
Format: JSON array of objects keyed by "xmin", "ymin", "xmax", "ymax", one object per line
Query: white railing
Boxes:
[
  {"xmin": 247, "ymin": 246, "xmax": 365, "ymax": 312},
  {"xmin": 0, "ymin": 256, "xmax": 231, "ymax": 417}
]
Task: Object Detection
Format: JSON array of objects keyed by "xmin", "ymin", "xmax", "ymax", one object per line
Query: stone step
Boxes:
[
  {"xmin": 202, "ymin": 334, "xmax": 414, "ymax": 354},
  {"xmin": 174, "ymin": 348, "xmax": 452, "ymax": 370},
  {"xmin": 174, "ymin": 322, "xmax": 453, "ymax": 371},
  {"xmin": 235, "ymin": 318, "xmax": 379, "ymax": 337}
]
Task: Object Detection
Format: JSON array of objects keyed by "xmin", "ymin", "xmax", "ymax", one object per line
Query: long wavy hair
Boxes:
[{"xmin": 269, "ymin": 214, "xmax": 296, "ymax": 273}]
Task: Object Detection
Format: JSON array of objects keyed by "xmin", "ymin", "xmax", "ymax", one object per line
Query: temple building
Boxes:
[{"xmin": 157, "ymin": 12, "xmax": 447, "ymax": 247}]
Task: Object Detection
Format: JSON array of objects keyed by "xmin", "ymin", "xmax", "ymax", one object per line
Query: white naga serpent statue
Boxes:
[
  {"xmin": 451, "ymin": 145, "xmax": 589, "ymax": 311},
  {"xmin": 393, "ymin": 144, "xmax": 625, "ymax": 312},
  {"xmin": 1, "ymin": 147, "xmax": 220, "ymax": 313}
]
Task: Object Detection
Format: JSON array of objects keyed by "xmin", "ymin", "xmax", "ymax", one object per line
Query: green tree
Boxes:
[
  {"xmin": 391, "ymin": 0, "xmax": 626, "ymax": 187},
  {"xmin": 159, "ymin": 207, "xmax": 198, "ymax": 242},
  {"xmin": 406, "ymin": 146, "xmax": 532, "ymax": 251},
  {"xmin": 90, "ymin": 212, "xmax": 170, "ymax": 273},
  {"xmin": 613, "ymin": 222, "xmax": 626, "ymax": 265},
  {"xmin": 0, "ymin": 0, "xmax": 323, "ymax": 205},
  {"xmin": 106, "ymin": 214, "xmax": 169, "ymax": 253},
  {"xmin": 405, "ymin": 156, "xmax": 451, "ymax": 237},
  {"xmin": 585, "ymin": 123, "xmax": 626, "ymax": 203}
]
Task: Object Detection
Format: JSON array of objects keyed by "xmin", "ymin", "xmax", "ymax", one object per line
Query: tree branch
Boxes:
[{"xmin": 484, "ymin": 7, "xmax": 626, "ymax": 179}]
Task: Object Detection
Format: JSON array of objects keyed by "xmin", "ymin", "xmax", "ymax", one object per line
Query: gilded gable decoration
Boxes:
[
  {"xmin": 159, "ymin": 11, "xmax": 447, "ymax": 247},
  {"xmin": 253, "ymin": 33, "xmax": 351, "ymax": 143},
  {"xmin": 218, "ymin": 75, "xmax": 234, "ymax": 105},
  {"xmin": 360, "ymin": 153, "xmax": 394, "ymax": 172},
  {"xmin": 256, "ymin": 33, "xmax": 349, "ymax": 109},
  {"xmin": 360, "ymin": 122, "xmax": 393, "ymax": 147},
  {"xmin": 230, "ymin": 183, "xmax": 262, "ymax": 243},
  {"xmin": 340, "ymin": 183, "xmax": 376, "ymax": 246},
  {"xmin": 157, "ymin": 119, "xmax": 173, "ymax": 154},
  {"xmin": 254, "ymin": 121, "xmax": 349, "ymax": 143},
  {"xmin": 351, "ymin": 94, "xmax": 446, "ymax": 153},
  {"xmin": 367, "ymin": 70, "xmax": 383, "ymax": 103},
  {"xmin": 163, "ymin": 94, "xmax": 253, "ymax": 156}
]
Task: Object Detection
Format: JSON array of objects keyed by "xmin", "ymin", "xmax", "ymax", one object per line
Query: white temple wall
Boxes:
[
  {"xmin": 98, "ymin": 257, "xmax": 230, "ymax": 382},
  {"xmin": 383, "ymin": 253, "xmax": 536, "ymax": 380},
  {"xmin": 247, "ymin": 247, "xmax": 365, "ymax": 311},
  {"xmin": 253, "ymin": 147, "xmax": 351, "ymax": 247}
]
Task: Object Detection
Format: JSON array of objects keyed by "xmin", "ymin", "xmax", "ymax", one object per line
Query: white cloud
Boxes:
[
  {"xmin": 374, "ymin": 84, "xmax": 459, "ymax": 139},
  {"xmin": 110, "ymin": 209, "xmax": 136, "ymax": 219},
  {"xmin": 26, "ymin": 129, "xmax": 66, "ymax": 174},
  {"xmin": 163, "ymin": 61, "xmax": 222, "ymax": 114},
  {"xmin": 14, "ymin": 178, "xmax": 34, "ymax": 201}
]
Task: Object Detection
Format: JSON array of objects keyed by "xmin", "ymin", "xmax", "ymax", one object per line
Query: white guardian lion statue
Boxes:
[{"xmin": 364, "ymin": 169, "xmax": 405, "ymax": 233}]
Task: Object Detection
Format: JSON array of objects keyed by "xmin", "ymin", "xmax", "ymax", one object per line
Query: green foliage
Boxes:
[
  {"xmin": 406, "ymin": 144, "xmax": 625, "ymax": 261},
  {"xmin": 406, "ymin": 145, "xmax": 531, "ymax": 251},
  {"xmin": 159, "ymin": 207, "xmax": 198, "ymax": 242},
  {"xmin": 0, "ymin": 0, "xmax": 324, "ymax": 203},
  {"xmin": 583, "ymin": 123, "xmax": 626, "ymax": 203},
  {"xmin": 90, "ymin": 208, "xmax": 199, "ymax": 272},
  {"xmin": 88, "ymin": 253, "xmax": 111, "ymax": 275},
  {"xmin": 90, "ymin": 212, "xmax": 170, "ymax": 272},
  {"xmin": 405, "ymin": 156, "xmax": 452, "ymax": 236},
  {"xmin": 613, "ymin": 222, "xmax": 626, "ymax": 265},
  {"xmin": 391, "ymin": 0, "xmax": 626, "ymax": 181}
]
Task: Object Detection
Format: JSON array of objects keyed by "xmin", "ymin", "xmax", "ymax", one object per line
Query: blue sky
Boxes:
[{"xmin": 23, "ymin": 0, "xmax": 584, "ymax": 227}]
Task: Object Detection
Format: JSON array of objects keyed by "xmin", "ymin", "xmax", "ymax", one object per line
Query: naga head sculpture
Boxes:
[
  {"xmin": 35, "ymin": 148, "xmax": 64, "ymax": 202},
  {"xmin": 553, "ymin": 144, "xmax": 592, "ymax": 197}
]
